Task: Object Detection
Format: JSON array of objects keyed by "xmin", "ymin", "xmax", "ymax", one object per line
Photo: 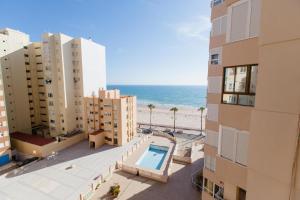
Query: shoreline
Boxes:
[
  {"xmin": 137, "ymin": 104, "xmax": 206, "ymax": 130},
  {"xmin": 137, "ymin": 101, "xmax": 203, "ymax": 111}
]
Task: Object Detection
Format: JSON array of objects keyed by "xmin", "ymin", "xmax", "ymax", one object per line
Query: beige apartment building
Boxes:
[
  {"xmin": 85, "ymin": 89, "xmax": 137, "ymax": 148},
  {"xmin": 203, "ymin": 0, "xmax": 300, "ymax": 200},
  {"xmin": 0, "ymin": 29, "xmax": 107, "ymax": 140},
  {"xmin": 0, "ymin": 29, "xmax": 25, "ymax": 165},
  {"xmin": 0, "ymin": 28, "xmax": 107, "ymax": 164},
  {"xmin": 0, "ymin": 29, "xmax": 32, "ymax": 135},
  {"xmin": 25, "ymin": 42, "xmax": 50, "ymax": 135},
  {"xmin": 41, "ymin": 33, "xmax": 106, "ymax": 137}
]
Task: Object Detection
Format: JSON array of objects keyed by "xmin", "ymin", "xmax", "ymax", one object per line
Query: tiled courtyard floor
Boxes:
[
  {"xmin": 92, "ymin": 155, "xmax": 203, "ymax": 200},
  {"xmin": 0, "ymin": 137, "xmax": 141, "ymax": 200}
]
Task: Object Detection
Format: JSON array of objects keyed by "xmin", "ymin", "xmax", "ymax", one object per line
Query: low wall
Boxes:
[
  {"xmin": 153, "ymin": 132, "xmax": 176, "ymax": 142},
  {"xmin": 173, "ymin": 154, "xmax": 192, "ymax": 164},
  {"xmin": 12, "ymin": 133, "xmax": 85, "ymax": 158},
  {"xmin": 172, "ymin": 142, "xmax": 199, "ymax": 164},
  {"xmin": 41, "ymin": 133, "xmax": 85, "ymax": 157},
  {"xmin": 118, "ymin": 134, "xmax": 174, "ymax": 183},
  {"xmin": 11, "ymin": 139, "xmax": 43, "ymax": 157},
  {"xmin": 139, "ymin": 168, "xmax": 168, "ymax": 183}
]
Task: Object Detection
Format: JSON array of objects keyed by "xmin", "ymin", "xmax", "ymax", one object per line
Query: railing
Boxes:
[{"xmin": 191, "ymin": 169, "xmax": 203, "ymax": 191}]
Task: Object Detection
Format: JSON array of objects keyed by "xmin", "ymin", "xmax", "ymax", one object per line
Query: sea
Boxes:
[{"xmin": 107, "ymin": 85, "xmax": 207, "ymax": 109}]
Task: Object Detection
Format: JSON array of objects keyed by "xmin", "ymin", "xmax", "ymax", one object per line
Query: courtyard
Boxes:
[
  {"xmin": 0, "ymin": 137, "xmax": 142, "ymax": 200},
  {"xmin": 92, "ymin": 157, "xmax": 203, "ymax": 200}
]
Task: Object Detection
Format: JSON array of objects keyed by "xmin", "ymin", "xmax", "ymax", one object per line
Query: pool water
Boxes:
[{"xmin": 136, "ymin": 145, "xmax": 169, "ymax": 170}]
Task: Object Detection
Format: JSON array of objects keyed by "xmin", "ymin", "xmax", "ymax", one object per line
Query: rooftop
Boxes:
[{"xmin": 10, "ymin": 132, "xmax": 55, "ymax": 146}]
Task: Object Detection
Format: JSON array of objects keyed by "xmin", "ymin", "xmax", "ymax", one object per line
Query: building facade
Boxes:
[
  {"xmin": 0, "ymin": 28, "xmax": 32, "ymax": 165},
  {"xmin": 203, "ymin": 0, "xmax": 300, "ymax": 200},
  {"xmin": 42, "ymin": 33, "xmax": 106, "ymax": 137},
  {"xmin": 24, "ymin": 42, "xmax": 50, "ymax": 135},
  {"xmin": 0, "ymin": 28, "xmax": 107, "ymax": 164},
  {"xmin": 85, "ymin": 89, "xmax": 137, "ymax": 148}
]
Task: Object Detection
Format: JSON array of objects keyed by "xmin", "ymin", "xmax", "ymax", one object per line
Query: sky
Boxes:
[{"xmin": 0, "ymin": 0, "xmax": 211, "ymax": 85}]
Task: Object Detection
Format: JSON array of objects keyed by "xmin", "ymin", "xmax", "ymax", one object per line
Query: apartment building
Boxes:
[
  {"xmin": 0, "ymin": 28, "xmax": 31, "ymax": 165},
  {"xmin": 203, "ymin": 0, "xmax": 300, "ymax": 200},
  {"xmin": 85, "ymin": 89, "xmax": 136, "ymax": 148},
  {"xmin": 24, "ymin": 42, "xmax": 50, "ymax": 135},
  {"xmin": 0, "ymin": 28, "xmax": 107, "ymax": 139},
  {"xmin": 28, "ymin": 33, "xmax": 106, "ymax": 137},
  {"xmin": 0, "ymin": 29, "xmax": 32, "ymax": 135}
]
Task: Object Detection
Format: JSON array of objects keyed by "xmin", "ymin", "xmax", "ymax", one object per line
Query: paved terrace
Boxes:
[
  {"xmin": 0, "ymin": 137, "xmax": 142, "ymax": 200},
  {"xmin": 92, "ymin": 153, "xmax": 203, "ymax": 200}
]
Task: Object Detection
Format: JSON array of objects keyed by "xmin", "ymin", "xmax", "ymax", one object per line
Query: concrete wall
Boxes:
[
  {"xmin": 11, "ymin": 133, "xmax": 85, "ymax": 157},
  {"xmin": 246, "ymin": 1, "xmax": 300, "ymax": 200},
  {"xmin": 79, "ymin": 38, "xmax": 106, "ymax": 96}
]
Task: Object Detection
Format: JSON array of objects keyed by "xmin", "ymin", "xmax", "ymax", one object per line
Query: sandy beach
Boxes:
[{"xmin": 137, "ymin": 104, "xmax": 206, "ymax": 130}]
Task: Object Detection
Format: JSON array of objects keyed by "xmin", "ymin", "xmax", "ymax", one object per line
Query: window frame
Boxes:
[
  {"xmin": 210, "ymin": 53, "xmax": 219, "ymax": 65},
  {"xmin": 221, "ymin": 64, "xmax": 257, "ymax": 106}
]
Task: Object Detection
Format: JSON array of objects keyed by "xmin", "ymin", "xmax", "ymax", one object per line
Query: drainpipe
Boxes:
[{"xmin": 289, "ymin": 114, "xmax": 300, "ymax": 200}]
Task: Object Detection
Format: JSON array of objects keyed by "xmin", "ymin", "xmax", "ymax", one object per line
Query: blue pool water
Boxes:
[{"xmin": 136, "ymin": 145, "xmax": 169, "ymax": 170}]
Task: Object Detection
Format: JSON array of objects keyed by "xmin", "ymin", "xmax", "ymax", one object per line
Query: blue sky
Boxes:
[{"xmin": 0, "ymin": 0, "xmax": 211, "ymax": 85}]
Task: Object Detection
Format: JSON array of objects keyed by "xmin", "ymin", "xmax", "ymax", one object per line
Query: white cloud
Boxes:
[{"xmin": 173, "ymin": 16, "xmax": 211, "ymax": 41}]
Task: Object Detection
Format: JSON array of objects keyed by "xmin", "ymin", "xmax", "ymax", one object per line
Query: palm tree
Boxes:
[
  {"xmin": 170, "ymin": 107, "xmax": 178, "ymax": 132},
  {"xmin": 198, "ymin": 106, "xmax": 205, "ymax": 133},
  {"xmin": 147, "ymin": 104, "xmax": 155, "ymax": 130}
]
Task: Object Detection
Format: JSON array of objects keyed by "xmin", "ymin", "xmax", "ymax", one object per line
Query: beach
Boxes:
[{"xmin": 137, "ymin": 104, "xmax": 206, "ymax": 130}]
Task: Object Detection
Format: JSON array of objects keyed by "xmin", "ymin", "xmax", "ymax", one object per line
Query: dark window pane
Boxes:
[
  {"xmin": 234, "ymin": 66, "xmax": 247, "ymax": 92},
  {"xmin": 238, "ymin": 188, "xmax": 246, "ymax": 200},
  {"xmin": 238, "ymin": 95, "xmax": 255, "ymax": 106},
  {"xmin": 224, "ymin": 68, "xmax": 235, "ymax": 92},
  {"xmin": 223, "ymin": 94, "xmax": 237, "ymax": 104},
  {"xmin": 211, "ymin": 54, "xmax": 219, "ymax": 64},
  {"xmin": 250, "ymin": 65, "xmax": 258, "ymax": 93}
]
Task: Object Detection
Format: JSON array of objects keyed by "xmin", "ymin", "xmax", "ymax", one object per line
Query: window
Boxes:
[
  {"xmin": 211, "ymin": 54, "xmax": 219, "ymax": 65},
  {"xmin": 105, "ymin": 137, "xmax": 112, "ymax": 141},
  {"xmin": 211, "ymin": 0, "xmax": 223, "ymax": 7},
  {"xmin": 114, "ymin": 138, "xmax": 118, "ymax": 145},
  {"xmin": 204, "ymin": 155, "xmax": 216, "ymax": 171},
  {"xmin": 211, "ymin": 15, "xmax": 227, "ymax": 36},
  {"xmin": 204, "ymin": 178, "xmax": 214, "ymax": 196},
  {"xmin": 222, "ymin": 65, "xmax": 257, "ymax": 106},
  {"xmin": 238, "ymin": 187, "xmax": 246, "ymax": 200},
  {"xmin": 227, "ymin": 0, "xmax": 261, "ymax": 42},
  {"xmin": 214, "ymin": 185, "xmax": 224, "ymax": 200},
  {"xmin": 219, "ymin": 126, "xmax": 249, "ymax": 166}
]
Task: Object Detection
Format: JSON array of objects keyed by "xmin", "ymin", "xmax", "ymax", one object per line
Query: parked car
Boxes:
[
  {"xmin": 163, "ymin": 128, "xmax": 171, "ymax": 133},
  {"xmin": 17, "ymin": 157, "xmax": 39, "ymax": 167},
  {"xmin": 142, "ymin": 129, "xmax": 152, "ymax": 134}
]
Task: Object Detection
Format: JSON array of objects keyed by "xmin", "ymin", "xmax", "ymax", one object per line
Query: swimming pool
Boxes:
[{"xmin": 136, "ymin": 145, "xmax": 169, "ymax": 170}]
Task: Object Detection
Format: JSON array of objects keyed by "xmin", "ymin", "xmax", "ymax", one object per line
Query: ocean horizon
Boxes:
[{"xmin": 107, "ymin": 85, "xmax": 207, "ymax": 109}]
